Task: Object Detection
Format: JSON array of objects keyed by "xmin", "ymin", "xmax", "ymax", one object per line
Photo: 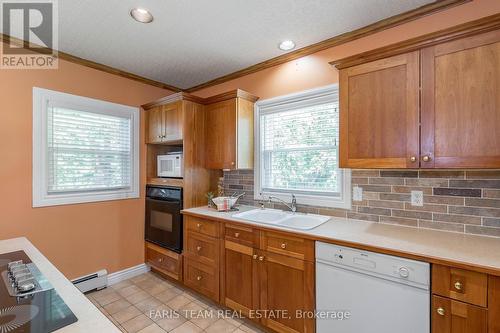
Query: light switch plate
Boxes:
[
  {"xmin": 411, "ymin": 190, "xmax": 424, "ymax": 206},
  {"xmin": 353, "ymin": 186, "xmax": 363, "ymax": 201}
]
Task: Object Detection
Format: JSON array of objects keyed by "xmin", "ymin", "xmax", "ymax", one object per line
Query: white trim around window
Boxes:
[
  {"xmin": 254, "ymin": 84, "xmax": 351, "ymax": 209},
  {"xmin": 32, "ymin": 87, "xmax": 140, "ymax": 207}
]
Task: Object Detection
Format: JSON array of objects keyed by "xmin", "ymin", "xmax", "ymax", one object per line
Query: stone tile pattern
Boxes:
[
  {"xmin": 223, "ymin": 169, "xmax": 500, "ymax": 238},
  {"xmin": 87, "ymin": 271, "xmax": 264, "ymax": 333}
]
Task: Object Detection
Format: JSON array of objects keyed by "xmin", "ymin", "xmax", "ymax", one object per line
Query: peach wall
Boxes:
[
  {"xmin": 192, "ymin": 0, "xmax": 500, "ymax": 100},
  {"xmin": 0, "ymin": 56, "xmax": 170, "ymax": 279}
]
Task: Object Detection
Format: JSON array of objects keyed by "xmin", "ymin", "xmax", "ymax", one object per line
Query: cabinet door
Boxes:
[
  {"xmin": 164, "ymin": 102, "xmax": 183, "ymax": 141},
  {"xmin": 147, "ymin": 106, "xmax": 164, "ymax": 144},
  {"xmin": 205, "ymin": 99, "xmax": 237, "ymax": 169},
  {"xmin": 421, "ymin": 30, "xmax": 500, "ymax": 168},
  {"xmin": 259, "ymin": 251, "xmax": 315, "ymax": 333},
  {"xmin": 339, "ymin": 51, "xmax": 420, "ymax": 168},
  {"xmin": 432, "ymin": 295, "xmax": 487, "ymax": 333},
  {"xmin": 222, "ymin": 240, "xmax": 259, "ymax": 318},
  {"xmin": 489, "ymin": 276, "xmax": 500, "ymax": 333}
]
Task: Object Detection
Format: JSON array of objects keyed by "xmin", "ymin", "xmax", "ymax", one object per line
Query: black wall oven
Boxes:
[{"xmin": 145, "ymin": 185, "xmax": 183, "ymax": 253}]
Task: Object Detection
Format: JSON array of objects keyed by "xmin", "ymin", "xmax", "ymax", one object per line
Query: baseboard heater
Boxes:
[{"xmin": 72, "ymin": 269, "xmax": 108, "ymax": 293}]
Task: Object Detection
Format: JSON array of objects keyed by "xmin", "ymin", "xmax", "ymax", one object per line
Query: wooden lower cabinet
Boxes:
[
  {"xmin": 221, "ymin": 240, "xmax": 259, "ymax": 318},
  {"xmin": 145, "ymin": 241, "xmax": 182, "ymax": 281},
  {"xmin": 258, "ymin": 251, "xmax": 315, "ymax": 333},
  {"xmin": 184, "ymin": 256, "xmax": 219, "ymax": 302},
  {"xmin": 432, "ymin": 295, "xmax": 487, "ymax": 333},
  {"xmin": 221, "ymin": 223, "xmax": 315, "ymax": 333}
]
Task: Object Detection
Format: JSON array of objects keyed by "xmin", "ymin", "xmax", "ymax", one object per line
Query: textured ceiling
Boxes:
[{"xmin": 10, "ymin": 0, "xmax": 436, "ymax": 89}]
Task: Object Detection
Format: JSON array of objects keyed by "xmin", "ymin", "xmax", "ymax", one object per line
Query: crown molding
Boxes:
[
  {"xmin": 141, "ymin": 89, "xmax": 259, "ymax": 109},
  {"xmin": 0, "ymin": 34, "xmax": 182, "ymax": 92},
  {"xmin": 330, "ymin": 12, "xmax": 500, "ymax": 69},
  {"xmin": 184, "ymin": 0, "xmax": 470, "ymax": 93}
]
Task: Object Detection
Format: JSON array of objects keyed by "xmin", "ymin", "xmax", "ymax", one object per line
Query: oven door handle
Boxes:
[{"xmin": 146, "ymin": 197, "xmax": 181, "ymax": 204}]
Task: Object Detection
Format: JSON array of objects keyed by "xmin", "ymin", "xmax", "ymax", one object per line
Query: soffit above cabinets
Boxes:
[{"xmin": 4, "ymin": 0, "xmax": 444, "ymax": 90}]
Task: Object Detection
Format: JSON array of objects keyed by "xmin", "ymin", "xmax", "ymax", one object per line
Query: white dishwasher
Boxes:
[{"xmin": 316, "ymin": 242, "xmax": 430, "ymax": 333}]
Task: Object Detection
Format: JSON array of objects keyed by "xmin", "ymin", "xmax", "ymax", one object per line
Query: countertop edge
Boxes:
[
  {"xmin": 0, "ymin": 237, "xmax": 120, "ymax": 333},
  {"xmin": 181, "ymin": 208, "xmax": 500, "ymax": 276}
]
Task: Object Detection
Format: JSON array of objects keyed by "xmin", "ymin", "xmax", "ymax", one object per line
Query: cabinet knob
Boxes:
[
  {"xmin": 436, "ymin": 307, "xmax": 445, "ymax": 316},
  {"xmin": 158, "ymin": 258, "xmax": 163, "ymax": 263},
  {"xmin": 234, "ymin": 232, "xmax": 240, "ymax": 238},
  {"xmin": 231, "ymin": 162, "xmax": 235, "ymax": 165},
  {"xmin": 422, "ymin": 155, "xmax": 431, "ymax": 162},
  {"xmin": 410, "ymin": 156, "xmax": 417, "ymax": 162},
  {"xmin": 454, "ymin": 281, "xmax": 463, "ymax": 291},
  {"xmin": 258, "ymin": 256, "xmax": 265, "ymax": 261},
  {"xmin": 196, "ymin": 275, "xmax": 202, "ymax": 281},
  {"xmin": 252, "ymin": 254, "xmax": 258, "ymax": 260},
  {"xmin": 196, "ymin": 223, "xmax": 201, "ymax": 228},
  {"xmin": 196, "ymin": 246, "xmax": 202, "ymax": 252},
  {"xmin": 280, "ymin": 243, "xmax": 287, "ymax": 249}
]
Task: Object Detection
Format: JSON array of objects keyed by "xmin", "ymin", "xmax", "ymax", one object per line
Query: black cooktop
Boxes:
[{"xmin": 0, "ymin": 251, "xmax": 78, "ymax": 333}]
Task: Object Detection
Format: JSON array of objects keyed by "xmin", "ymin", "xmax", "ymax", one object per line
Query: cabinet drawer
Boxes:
[
  {"xmin": 261, "ymin": 231, "xmax": 314, "ymax": 261},
  {"xmin": 432, "ymin": 265, "xmax": 487, "ymax": 307},
  {"xmin": 224, "ymin": 224, "xmax": 258, "ymax": 247},
  {"xmin": 184, "ymin": 257, "xmax": 219, "ymax": 302},
  {"xmin": 145, "ymin": 242, "xmax": 181, "ymax": 281},
  {"xmin": 185, "ymin": 216, "xmax": 220, "ymax": 237},
  {"xmin": 432, "ymin": 295, "xmax": 487, "ymax": 333},
  {"xmin": 185, "ymin": 231, "xmax": 219, "ymax": 266}
]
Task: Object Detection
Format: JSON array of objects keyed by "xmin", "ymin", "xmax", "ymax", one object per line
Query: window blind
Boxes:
[
  {"xmin": 47, "ymin": 107, "xmax": 132, "ymax": 193},
  {"xmin": 261, "ymin": 102, "xmax": 340, "ymax": 196}
]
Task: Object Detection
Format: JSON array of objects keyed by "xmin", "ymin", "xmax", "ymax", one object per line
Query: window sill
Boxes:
[{"xmin": 33, "ymin": 189, "xmax": 139, "ymax": 208}]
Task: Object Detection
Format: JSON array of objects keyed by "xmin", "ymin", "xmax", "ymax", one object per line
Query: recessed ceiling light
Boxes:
[
  {"xmin": 130, "ymin": 8, "xmax": 153, "ymax": 23},
  {"xmin": 279, "ymin": 40, "xmax": 296, "ymax": 51}
]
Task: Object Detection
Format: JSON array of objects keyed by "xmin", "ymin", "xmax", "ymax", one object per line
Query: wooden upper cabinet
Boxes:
[
  {"xmin": 339, "ymin": 51, "xmax": 420, "ymax": 169},
  {"xmin": 146, "ymin": 101, "xmax": 183, "ymax": 144},
  {"xmin": 147, "ymin": 106, "xmax": 164, "ymax": 144},
  {"xmin": 421, "ymin": 29, "xmax": 500, "ymax": 168},
  {"xmin": 205, "ymin": 90, "xmax": 258, "ymax": 170},
  {"xmin": 163, "ymin": 102, "xmax": 183, "ymax": 142}
]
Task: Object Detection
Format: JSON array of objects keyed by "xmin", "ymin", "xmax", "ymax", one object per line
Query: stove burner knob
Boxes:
[
  {"xmin": 17, "ymin": 281, "xmax": 36, "ymax": 293},
  {"xmin": 7, "ymin": 260, "xmax": 24, "ymax": 270}
]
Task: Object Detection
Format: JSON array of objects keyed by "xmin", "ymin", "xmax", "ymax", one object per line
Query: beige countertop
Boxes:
[
  {"xmin": 182, "ymin": 205, "xmax": 500, "ymax": 276},
  {"xmin": 0, "ymin": 237, "xmax": 120, "ymax": 333}
]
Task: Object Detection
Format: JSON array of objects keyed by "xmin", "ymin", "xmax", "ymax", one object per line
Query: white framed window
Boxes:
[
  {"xmin": 32, "ymin": 87, "xmax": 139, "ymax": 207},
  {"xmin": 254, "ymin": 84, "xmax": 351, "ymax": 209}
]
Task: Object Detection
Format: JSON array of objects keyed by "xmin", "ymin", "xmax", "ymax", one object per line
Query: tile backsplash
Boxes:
[{"xmin": 223, "ymin": 169, "xmax": 500, "ymax": 238}]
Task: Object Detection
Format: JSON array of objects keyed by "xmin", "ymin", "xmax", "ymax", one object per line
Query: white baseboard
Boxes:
[{"xmin": 107, "ymin": 263, "xmax": 150, "ymax": 286}]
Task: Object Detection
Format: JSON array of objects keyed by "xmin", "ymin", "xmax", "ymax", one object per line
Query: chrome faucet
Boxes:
[{"xmin": 267, "ymin": 194, "xmax": 297, "ymax": 213}]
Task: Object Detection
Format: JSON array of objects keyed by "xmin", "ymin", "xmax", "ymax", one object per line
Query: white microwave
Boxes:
[{"xmin": 157, "ymin": 153, "xmax": 183, "ymax": 178}]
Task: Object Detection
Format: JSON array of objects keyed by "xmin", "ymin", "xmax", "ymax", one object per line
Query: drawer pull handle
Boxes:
[
  {"xmin": 196, "ymin": 223, "xmax": 201, "ymax": 228},
  {"xmin": 258, "ymin": 256, "xmax": 265, "ymax": 261},
  {"xmin": 196, "ymin": 275, "xmax": 202, "ymax": 281},
  {"xmin": 280, "ymin": 243, "xmax": 287, "ymax": 249},
  {"xmin": 158, "ymin": 258, "xmax": 163, "ymax": 263},
  {"xmin": 234, "ymin": 232, "xmax": 240, "ymax": 238},
  {"xmin": 436, "ymin": 307, "xmax": 445, "ymax": 316},
  {"xmin": 196, "ymin": 246, "xmax": 202, "ymax": 252},
  {"xmin": 454, "ymin": 281, "xmax": 463, "ymax": 291}
]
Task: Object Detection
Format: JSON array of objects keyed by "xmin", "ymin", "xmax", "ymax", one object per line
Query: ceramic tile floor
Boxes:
[{"xmin": 86, "ymin": 271, "xmax": 265, "ymax": 333}]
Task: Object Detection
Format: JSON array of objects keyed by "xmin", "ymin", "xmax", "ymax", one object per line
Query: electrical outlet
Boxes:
[
  {"xmin": 353, "ymin": 186, "xmax": 363, "ymax": 201},
  {"xmin": 411, "ymin": 190, "xmax": 424, "ymax": 207}
]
